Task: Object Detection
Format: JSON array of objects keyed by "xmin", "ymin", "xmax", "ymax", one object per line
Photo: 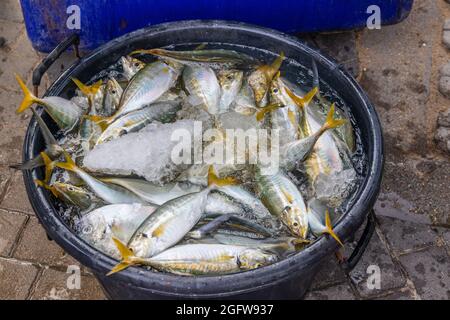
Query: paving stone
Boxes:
[
  {"xmin": 0, "ymin": 18, "xmax": 24, "ymax": 53},
  {"xmin": 0, "ymin": 165, "xmax": 12, "ymax": 198},
  {"xmin": 305, "ymin": 283, "xmax": 356, "ymax": 300},
  {"xmin": 399, "ymin": 247, "xmax": 449, "ymax": 299},
  {"xmin": 30, "ymin": 268, "xmax": 106, "ymax": 300},
  {"xmin": 0, "ymin": 88, "xmax": 31, "ymax": 166},
  {"xmin": 0, "ymin": 209, "xmax": 26, "ymax": 256},
  {"xmin": 443, "ymin": 31, "xmax": 450, "ymax": 49},
  {"xmin": 434, "ymin": 126, "xmax": 450, "ymax": 153},
  {"xmin": 377, "ymin": 216, "xmax": 440, "ymax": 254},
  {"xmin": 374, "ymin": 288, "xmax": 416, "ymax": 300},
  {"xmin": 442, "ymin": 230, "xmax": 450, "ymax": 256},
  {"xmin": 13, "ymin": 216, "xmax": 77, "ymax": 266},
  {"xmin": 0, "ymin": 0, "xmax": 24, "ymax": 23},
  {"xmin": 437, "ymin": 108, "xmax": 450, "ymax": 127},
  {"xmin": 439, "ymin": 76, "xmax": 450, "ymax": 98},
  {"xmin": 358, "ymin": 0, "xmax": 439, "ymax": 156},
  {"xmin": 347, "ymin": 230, "xmax": 406, "ymax": 298},
  {"xmin": 0, "ymin": 30, "xmax": 40, "ymax": 92},
  {"xmin": 1, "ymin": 171, "xmax": 34, "ymax": 214},
  {"xmin": 445, "ymin": 19, "xmax": 450, "ymax": 31},
  {"xmin": 311, "ymin": 254, "xmax": 347, "ymax": 289},
  {"xmin": 441, "ymin": 62, "xmax": 450, "ymax": 78},
  {"xmin": 0, "ymin": 258, "xmax": 39, "ymax": 299}
]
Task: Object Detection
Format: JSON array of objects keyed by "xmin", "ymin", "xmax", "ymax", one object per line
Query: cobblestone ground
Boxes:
[{"xmin": 0, "ymin": 0, "xmax": 448, "ymax": 300}]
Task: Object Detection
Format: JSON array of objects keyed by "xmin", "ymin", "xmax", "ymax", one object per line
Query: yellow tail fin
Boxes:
[
  {"xmin": 255, "ymin": 103, "xmax": 283, "ymax": 121},
  {"xmin": 324, "ymin": 210, "xmax": 343, "ymax": 247},
  {"xmin": 285, "ymin": 86, "xmax": 318, "ymax": 109},
  {"xmin": 263, "ymin": 52, "xmax": 285, "ymax": 80},
  {"xmin": 107, "ymin": 237, "xmax": 139, "ymax": 276},
  {"xmin": 54, "ymin": 151, "xmax": 78, "ymax": 173},
  {"xmin": 207, "ymin": 166, "xmax": 239, "ymax": 187},
  {"xmin": 322, "ymin": 103, "xmax": 347, "ymax": 131},
  {"xmin": 72, "ymin": 78, "xmax": 103, "ymax": 97},
  {"xmin": 34, "ymin": 179, "xmax": 59, "ymax": 198},
  {"xmin": 129, "ymin": 48, "xmax": 155, "ymax": 56},
  {"xmin": 15, "ymin": 74, "xmax": 40, "ymax": 113},
  {"xmin": 83, "ymin": 114, "xmax": 113, "ymax": 131},
  {"xmin": 40, "ymin": 152, "xmax": 55, "ymax": 184}
]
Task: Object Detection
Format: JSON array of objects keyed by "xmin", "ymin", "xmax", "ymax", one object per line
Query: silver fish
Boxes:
[{"xmin": 183, "ymin": 65, "xmax": 221, "ymax": 114}]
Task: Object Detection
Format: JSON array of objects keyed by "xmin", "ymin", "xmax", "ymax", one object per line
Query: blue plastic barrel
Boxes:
[{"xmin": 20, "ymin": 0, "xmax": 413, "ymax": 52}]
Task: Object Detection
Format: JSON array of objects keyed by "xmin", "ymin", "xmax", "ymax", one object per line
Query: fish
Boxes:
[
  {"xmin": 307, "ymin": 199, "xmax": 343, "ymax": 246},
  {"xmin": 90, "ymin": 60, "xmax": 182, "ymax": 128},
  {"xmin": 311, "ymin": 58, "xmax": 356, "ymax": 152},
  {"xmin": 280, "ymin": 103, "xmax": 346, "ymax": 171},
  {"xmin": 188, "ymin": 213, "xmax": 272, "ymax": 239},
  {"xmin": 217, "ymin": 69, "xmax": 243, "ymax": 113},
  {"xmin": 99, "ymin": 178, "xmax": 202, "ymax": 205},
  {"xmin": 54, "ymin": 151, "xmax": 147, "ymax": 204},
  {"xmin": 120, "ymin": 56, "xmax": 146, "ymax": 81},
  {"xmin": 255, "ymin": 168, "xmax": 308, "ymax": 238},
  {"xmin": 102, "ymin": 78, "xmax": 123, "ymax": 116},
  {"xmin": 232, "ymin": 78, "xmax": 259, "ymax": 116},
  {"xmin": 286, "ymin": 87, "xmax": 354, "ymax": 184},
  {"xmin": 15, "ymin": 74, "xmax": 84, "ymax": 131},
  {"xmin": 248, "ymin": 52, "xmax": 284, "ymax": 106},
  {"xmin": 10, "ymin": 108, "xmax": 63, "ymax": 170},
  {"xmin": 78, "ymin": 203, "xmax": 157, "ymax": 258},
  {"xmin": 213, "ymin": 234, "xmax": 309, "ymax": 257},
  {"xmin": 108, "ymin": 241, "xmax": 277, "ymax": 275},
  {"xmin": 123, "ymin": 167, "xmax": 237, "ymax": 259},
  {"xmin": 92, "ymin": 101, "xmax": 181, "ymax": 144},
  {"xmin": 182, "ymin": 65, "xmax": 221, "ymax": 114},
  {"xmin": 133, "ymin": 48, "xmax": 257, "ymax": 69}
]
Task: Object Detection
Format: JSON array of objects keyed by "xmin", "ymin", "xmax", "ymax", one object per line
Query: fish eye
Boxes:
[
  {"xmin": 293, "ymin": 222, "xmax": 299, "ymax": 227},
  {"xmin": 141, "ymin": 233, "xmax": 148, "ymax": 238},
  {"xmin": 134, "ymin": 62, "xmax": 140, "ymax": 67},
  {"xmin": 273, "ymin": 88, "xmax": 279, "ymax": 93},
  {"xmin": 111, "ymin": 90, "xmax": 116, "ymax": 94},
  {"xmin": 68, "ymin": 187, "xmax": 74, "ymax": 191}
]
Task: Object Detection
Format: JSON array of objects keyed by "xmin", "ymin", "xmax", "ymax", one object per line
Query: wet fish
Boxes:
[
  {"xmin": 217, "ymin": 69, "xmax": 243, "ymax": 113},
  {"xmin": 102, "ymin": 78, "xmax": 123, "ymax": 116},
  {"xmin": 255, "ymin": 168, "xmax": 308, "ymax": 238},
  {"xmin": 133, "ymin": 48, "xmax": 257, "ymax": 69},
  {"xmin": 94, "ymin": 101, "xmax": 181, "ymax": 144},
  {"xmin": 123, "ymin": 167, "xmax": 236, "ymax": 259},
  {"xmin": 16, "ymin": 74, "xmax": 84, "ymax": 131},
  {"xmin": 109, "ymin": 241, "xmax": 277, "ymax": 275},
  {"xmin": 307, "ymin": 199, "xmax": 343, "ymax": 246},
  {"xmin": 233, "ymin": 79, "xmax": 259, "ymax": 116},
  {"xmin": 280, "ymin": 103, "xmax": 346, "ymax": 171},
  {"xmin": 78, "ymin": 203, "xmax": 157, "ymax": 258},
  {"xmin": 99, "ymin": 178, "xmax": 202, "ymax": 205},
  {"xmin": 248, "ymin": 52, "xmax": 284, "ymax": 106},
  {"xmin": 120, "ymin": 56, "xmax": 145, "ymax": 81},
  {"xmin": 54, "ymin": 152, "xmax": 146, "ymax": 204},
  {"xmin": 183, "ymin": 65, "xmax": 221, "ymax": 114}
]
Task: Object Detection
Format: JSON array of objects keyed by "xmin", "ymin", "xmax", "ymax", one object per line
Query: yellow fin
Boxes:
[
  {"xmin": 40, "ymin": 152, "xmax": 55, "ymax": 184},
  {"xmin": 83, "ymin": 114, "xmax": 112, "ymax": 131},
  {"xmin": 15, "ymin": 74, "xmax": 40, "ymax": 113},
  {"xmin": 264, "ymin": 52, "xmax": 285, "ymax": 80},
  {"xmin": 324, "ymin": 210, "xmax": 343, "ymax": 247},
  {"xmin": 34, "ymin": 179, "xmax": 59, "ymax": 198},
  {"xmin": 152, "ymin": 223, "xmax": 166, "ymax": 238},
  {"xmin": 287, "ymin": 109, "xmax": 297, "ymax": 128},
  {"xmin": 207, "ymin": 166, "xmax": 238, "ymax": 187},
  {"xmin": 255, "ymin": 103, "xmax": 283, "ymax": 121},
  {"xmin": 322, "ymin": 103, "xmax": 347, "ymax": 131},
  {"xmin": 72, "ymin": 78, "xmax": 103, "ymax": 97},
  {"xmin": 107, "ymin": 237, "xmax": 137, "ymax": 276},
  {"xmin": 280, "ymin": 187, "xmax": 294, "ymax": 204},
  {"xmin": 54, "ymin": 151, "xmax": 78, "ymax": 173},
  {"xmin": 285, "ymin": 86, "xmax": 318, "ymax": 109}
]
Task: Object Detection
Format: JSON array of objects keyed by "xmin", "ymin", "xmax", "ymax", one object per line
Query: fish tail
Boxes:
[
  {"xmin": 15, "ymin": 74, "xmax": 40, "ymax": 113},
  {"xmin": 207, "ymin": 166, "xmax": 239, "ymax": 188},
  {"xmin": 9, "ymin": 156, "xmax": 45, "ymax": 170},
  {"xmin": 321, "ymin": 103, "xmax": 347, "ymax": 131},
  {"xmin": 285, "ymin": 86, "xmax": 318, "ymax": 109},
  {"xmin": 40, "ymin": 151, "xmax": 55, "ymax": 183},
  {"xmin": 255, "ymin": 103, "xmax": 283, "ymax": 121},
  {"xmin": 54, "ymin": 151, "xmax": 78, "ymax": 173},
  {"xmin": 324, "ymin": 210, "xmax": 344, "ymax": 247},
  {"xmin": 83, "ymin": 114, "xmax": 112, "ymax": 131},
  {"xmin": 107, "ymin": 237, "xmax": 144, "ymax": 276},
  {"xmin": 265, "ymin": 52, "xmax": 285, "ymax": 79},
  {"xmin": 72, "ymin": 78, "xmax": 103, "ymax": 97}
]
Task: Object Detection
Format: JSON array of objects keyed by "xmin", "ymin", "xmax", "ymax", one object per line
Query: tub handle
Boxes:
[
  {"xmin": 342, "ymin": 209, "xmax": 376, "ymax": 272},
  {"xmin": 32, "ymin": 33, "xmax": 81, "ymax": 97}
]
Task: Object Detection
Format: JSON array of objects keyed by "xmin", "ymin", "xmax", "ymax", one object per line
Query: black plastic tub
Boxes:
[{"xmin": 22, "ymin": 20, "xmax": 384, "ymax": 300}]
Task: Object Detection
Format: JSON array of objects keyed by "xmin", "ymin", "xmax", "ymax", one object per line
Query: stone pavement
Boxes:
[{"xmin": 0, "ymin": 0, "xmax": 448, "ymax": 300}]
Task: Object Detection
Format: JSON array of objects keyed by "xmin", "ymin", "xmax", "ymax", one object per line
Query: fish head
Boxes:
[
  {"xmin": 281, "ymin": 205, "xmax": 309, "ymax": 239},
  {"xmin": 104, "ymin": 78, "xmax": 123, "ymax": 108},
  {"xmin": 129, "ymin": 232, "xmax": 155, "ymax": 258},
  {"xmin": 238, "ymin": 249, "xmax": 278, "ymax": 270},
  {"xmin": 53, "ymin": 182, "xmax": 92, "ymax": 208},
  {"xmin": 121, "ymin": 56, "xmax": 145, "ymax": 79},
  {"xmin": 218, "ymin": 69, "xmax": 243, "ymax": 90}
]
